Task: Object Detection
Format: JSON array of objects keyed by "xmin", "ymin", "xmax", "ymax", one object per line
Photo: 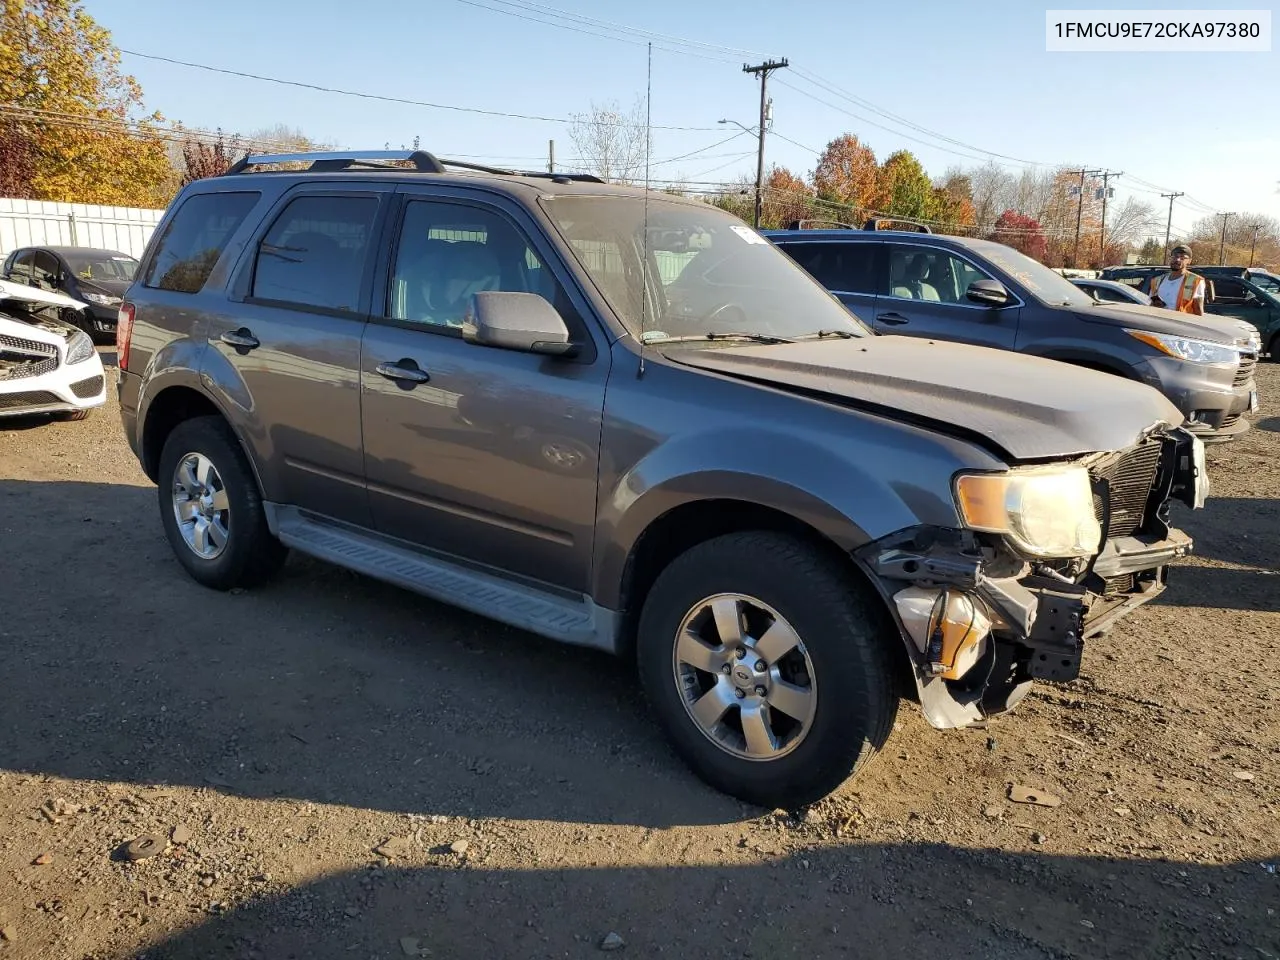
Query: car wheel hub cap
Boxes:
[
  {"xmin": 672, "ymin": 592, "xmax": 817, "ymax": 761},
  {"xmin": 172, "ymin": 452, "xmax": 230, "ymax": 560}
]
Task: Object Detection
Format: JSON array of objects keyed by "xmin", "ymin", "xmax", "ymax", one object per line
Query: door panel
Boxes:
[
  {"xmin": 875, "ymin": 244, "xmax": 1020, "ymax": 349},
  {"xmin": 360, "ymin": 194, "xmax": 608, "ymax": 592},
  {"xmin": 210, "ymin": 187, "xmax": 392, "ymax": 526}
]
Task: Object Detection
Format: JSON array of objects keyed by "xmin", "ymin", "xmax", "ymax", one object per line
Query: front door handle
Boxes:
[
  {"xmin": 877, "ymin": 312, "xmax": 910, "ymax": 325},
  {"xmin": 219, "ymin": 328, "xmax": 260, "ymax": 349},
  {"xmin": 376, "ymin": 359, "xmax": 430, "ymax": 384}
]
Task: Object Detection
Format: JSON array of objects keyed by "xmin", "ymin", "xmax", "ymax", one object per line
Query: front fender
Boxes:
[{"xmin": 592, "ymin": 424, "xmax": 973, "ymax": 609}]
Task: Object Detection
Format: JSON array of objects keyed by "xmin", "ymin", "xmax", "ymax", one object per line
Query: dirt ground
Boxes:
[{"xmin": 1, "ymin": 350, "xmax": 1277, "ymax": 960}]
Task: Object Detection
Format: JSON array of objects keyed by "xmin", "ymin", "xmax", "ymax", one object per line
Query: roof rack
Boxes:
[
  {"xmin": 222, "ymin": 149, "xmax": 605, "ymax": 183},
  {"xmin": 862, "ymin": 216, "xmax": 932, "ymax": 233}
]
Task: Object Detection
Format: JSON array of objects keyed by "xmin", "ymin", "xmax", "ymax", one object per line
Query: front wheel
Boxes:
[
  {"xmin": 1269, "ymin": 333, "xmax": 1280, "ymax": 363},
  {"xmin": 636, "ymin": 531, "xmax": 899, "ymax": 809},
  {"xmin": 157, "ymin": 415, "xmax": 287, "ymax": 590}
]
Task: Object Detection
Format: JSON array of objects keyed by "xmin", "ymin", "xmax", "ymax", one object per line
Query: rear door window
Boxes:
[
  {"xmin": 250, "ymin": 194, "xmax": 379, "ymax": 314},
  {"xmin": 143, "ymin": 191, "xmax": 261, "ymax": 294},
  {"xmin": 779, "ymin": 242, "xmax": 877, "ymax": 294}
]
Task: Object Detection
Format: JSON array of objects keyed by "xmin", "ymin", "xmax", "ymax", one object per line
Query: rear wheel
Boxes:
[
  {"xmin": 157, "ymin": 415, "xmax": 287, "ymax": 590},
  {"xmin": 1269, "ymin": 333, "xmax": 1280, "ymax": 362},
  {"xmin": 636, "ymin": 531, "xmax": 899, "ymax": 809}
]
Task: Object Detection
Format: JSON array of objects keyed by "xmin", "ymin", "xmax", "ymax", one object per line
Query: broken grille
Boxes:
[{"xmin": 1091, "ymin": 441, "xmax": 1163, "ymax": 540}]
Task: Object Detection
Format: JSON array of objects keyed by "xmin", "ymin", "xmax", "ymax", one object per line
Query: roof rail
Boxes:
[
  {"xmin": 786, "ymin": 219, "xmax": 858, "ymax": 230},
  {"xmin": 862, "ymin": 216, "xmax": 932, "ymax": 234},
  {"xmin": 222, "ymin": 149, "xmax": 606, "ymax": 182}
]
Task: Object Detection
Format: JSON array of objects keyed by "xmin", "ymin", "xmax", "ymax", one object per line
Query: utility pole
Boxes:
[
  {"xmin": 1072, "ymin": 168, "xmax": 1102, "ymax": 267},
  {"xmin": 742, "ymin": 58, "xmax": 788, "ymax": 229},
  {"xmin": 1159, "ymin": 191, "xmax": 1184, "ymax": 262},
  {"xmin": 1249, "ymin": 223, "xmax": 1261, "ymax": 266},
  {"xmin": 548, "ymin": 139, "xmax": 555, "ymax": 173},
  {"xmin": 1097, "ymin": 170, "xmax": 1122, "ymax": 264},
  {"xmin": 1217, "ymin": 212, "xmax": 1235, "ymax": 264}
]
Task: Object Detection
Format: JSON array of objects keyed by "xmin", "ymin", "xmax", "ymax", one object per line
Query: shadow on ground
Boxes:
[
  {"xmin": 1154, "ymin": 497, "xmax": 1280, "ymax": 613},
  {"xmin": 0, "ymin": 479, "xmax": 743, "ymax": 829},
  {"xmin": 130, "ymin": 844, "xmax": 1280, "ymax": 960}
]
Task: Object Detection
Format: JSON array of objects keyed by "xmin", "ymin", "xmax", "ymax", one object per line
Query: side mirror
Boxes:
[
  {"xmin": 463, "ymin": 291, "xmax": 577, "ymax": 357},
  {"xmin": 966, "ymin": 278, "xmax": 1012, "ymax": 307}
]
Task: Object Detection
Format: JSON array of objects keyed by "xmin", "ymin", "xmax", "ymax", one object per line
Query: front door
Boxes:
[
  {"xmin": 875, "ymin": 243, "xmax": 1021, "ymax": 349},
  {"xmin": 359, "ymin": 191, "xmax": 609, "ymax": 593}
]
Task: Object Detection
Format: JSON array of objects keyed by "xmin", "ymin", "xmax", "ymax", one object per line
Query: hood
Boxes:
[
  {"xmin": 0, "ymin": 306, "xmax": 81, "ymax": 346},
  {"xmin": 665, "ymin": 336, "xmax": 1185, "ymax": 462},
  {"xmin": 1072, "ymin": 299, "xmax": 1254, "ymax": 344},
  {"xmin": 0, "ymin": 277, "xmax": 89, "ymax": 312}
]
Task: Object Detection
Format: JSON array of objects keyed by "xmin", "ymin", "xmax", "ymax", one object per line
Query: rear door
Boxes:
[
  {"xmin": 211, "ymin": 184, "xmax": 395, "ymax": 526},
  {"xmin": 876, "ymin": 242, "xmax": 1021, "ymax": 348},
  {"xmin": 358, "ymin": 188, "xmax": 609, "ymax": 592},
  {"xmin": 774, "ymin": 239, "xmax": 882, "ymax": 326}
]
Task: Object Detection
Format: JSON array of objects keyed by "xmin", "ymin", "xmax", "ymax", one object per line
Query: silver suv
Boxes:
[{"xmin": 117, "ymin": 150, "xmax": 1207, "ymax": 809}]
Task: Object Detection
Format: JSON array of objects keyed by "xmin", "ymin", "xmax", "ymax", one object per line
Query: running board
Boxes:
[{"xmin": 265, "ymin": 504, "xmax": 619, "ymax": 653}]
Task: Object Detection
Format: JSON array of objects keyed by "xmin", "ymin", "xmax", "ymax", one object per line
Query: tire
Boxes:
[
  {"xmin": 1269, "ymin": 333, "xmax": 1280, "ymax": 363},
  {"xmin": 52, "ymin": 408, "xmax": 92, "ymax": 421},
  {"xmin": 157, "ymin": 415, "xmax": 287, "ymax": 590},
  {"xmin": 636, "ymin": 531, "xmax": 899, "ymax": 810}
]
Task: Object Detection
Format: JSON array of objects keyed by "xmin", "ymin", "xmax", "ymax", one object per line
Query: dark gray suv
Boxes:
[
  {"xmin": 116, "ymin": 150, "xmax": 1207, "ymax": 808},
  {"xmin": 765, "ymin": 227, "xmax": 1261, "ymax": 442}
]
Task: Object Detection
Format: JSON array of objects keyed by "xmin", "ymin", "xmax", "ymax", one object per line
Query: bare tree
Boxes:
[
  {"xmin": 969, "ymin": 160, "xmax": 1014, "ymax": 233},
  {"xmin": 567, "ymin": 96, "xmax": 652, "ymax": 184}
]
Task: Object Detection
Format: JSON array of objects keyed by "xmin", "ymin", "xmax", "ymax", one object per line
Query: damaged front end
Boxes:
[{"xmin": 856, "ymin": 424, "xmax": 1206, "ymax": 730}]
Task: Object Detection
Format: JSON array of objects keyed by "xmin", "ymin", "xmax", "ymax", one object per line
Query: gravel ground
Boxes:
[{"xmin": 0, "ymin": 350, "xmax": 1276, "ymax": 960}]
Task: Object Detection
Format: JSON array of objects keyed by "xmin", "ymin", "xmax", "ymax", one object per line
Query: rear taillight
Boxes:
[{"xmin": 116, "ymin": 301, "xmax": 135, "ymax": 371}]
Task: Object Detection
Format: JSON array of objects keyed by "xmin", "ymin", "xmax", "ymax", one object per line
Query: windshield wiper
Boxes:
[
  {"xmin": 805, "ymin": 328, "xmax": 857, "ymax": 339},
  {"xmin": 642, "ymin": 331, "xmax": 795, "ymax": 344}
]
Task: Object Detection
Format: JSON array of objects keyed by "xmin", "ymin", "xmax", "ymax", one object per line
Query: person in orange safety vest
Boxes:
[{"xmin": 1147, "ymin": 244, "xmax": 1206, "ymax": 315}]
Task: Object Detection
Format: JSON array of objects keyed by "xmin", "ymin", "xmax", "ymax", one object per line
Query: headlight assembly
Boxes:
[
  {"xmin": 954, "ymin": 466, "xmax": 1102, "ymax": 559},
  {"xmin": 83, "ymin": 292, "xmax": 120, "ymax": 306},
  {"xmin": 66, "ymin": 330, "xmax": 95, "ymax": 364},
  {"xmin": 1126, "ymin": 329, "xmax": 1240, "ymax": 364}
]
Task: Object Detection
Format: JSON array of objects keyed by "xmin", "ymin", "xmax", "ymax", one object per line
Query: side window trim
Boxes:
[
  {"xmin": 882, "ymin": 242, "xmax": 1023, "ymax": 310},
  {"xmin": 368, "ymin": 186, "xmax": 602, "ymax": 364},
  {"xmin": 227, "ymin": 183, "xmax": 397, "ymax": 320}
]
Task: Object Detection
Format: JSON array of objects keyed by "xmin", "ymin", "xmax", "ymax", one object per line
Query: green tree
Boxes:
[
  {"xmin": 876, "ymin": 150, "xmax": 933, "ymax": 221},
  {"xmin": 0, "ymin": 0, "xmax": 173, "ymax": 206}
]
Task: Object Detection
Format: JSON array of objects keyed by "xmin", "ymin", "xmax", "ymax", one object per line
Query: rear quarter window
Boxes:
[{"xmin": 142, "ymin": 191, "xmax": 261, "ymax": 294}]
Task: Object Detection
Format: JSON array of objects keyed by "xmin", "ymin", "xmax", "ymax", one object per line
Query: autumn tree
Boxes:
[
  {"xmin": 0, "ymin": 0, "xmax": 175, "ymax": 206},
  {"xmin": 179, "ymin": 130, "xmax": 243, "ymax": 184},
  {"xmin": 566, "ymin": 96, "xmax": 651, "ymax": 184},
  {"xmin": 759, "ymin": 164, "xmax": 816, "ymax": 229},
  {"xmin": 991, "ymin": 209, "xmax": 1047, "ymax": 262},
  {"xmin": 930, "ymin": 172, "xmax": 976, "ymax": 233},
  {"xmin": 811, "ymin": 133, "xmax": 878, "ymax": 220}
]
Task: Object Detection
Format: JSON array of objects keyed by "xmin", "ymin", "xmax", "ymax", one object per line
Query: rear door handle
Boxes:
[
  {"xmin": 877, "ymin": 312, "xmax": 910, "ymax": 325},
  {"xmin": 219, "ymin": 328, "xmax": 260, "ymax": 349},
  {"xmin": 376, "ymin": 359, "xmax": 430, "ymax": 384}
]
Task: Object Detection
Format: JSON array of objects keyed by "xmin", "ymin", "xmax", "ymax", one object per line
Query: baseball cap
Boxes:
[{"xmin": 1171, "ymin": 244, "xmax": 1192, "ymax": 258}]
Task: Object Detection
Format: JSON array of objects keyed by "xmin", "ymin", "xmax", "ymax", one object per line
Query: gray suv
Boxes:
[
  {"xmin": 765, "ymin": 226, "xmax": 1261, "ymax": 442},
  {"xmin": 117, "ymin": 150, "xmax": 1207, "ymax": 809}
]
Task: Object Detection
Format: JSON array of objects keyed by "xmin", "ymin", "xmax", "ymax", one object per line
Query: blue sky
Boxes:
[{"xmin": 90, "ymin": 0, "xmax": 1278, "ymax": 232}]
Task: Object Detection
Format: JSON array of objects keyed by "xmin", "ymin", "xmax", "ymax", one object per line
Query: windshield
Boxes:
[
  {"xmin": 968, "ymin": 240, "xmax": 1097, "ymax": 308},
  {"xmin": 65, "ymin": 253, "xmax": 138, "ymax": 283},
  {"xmin": 539, "ymin": 194, "xmax": 870, "ymax": 342}
]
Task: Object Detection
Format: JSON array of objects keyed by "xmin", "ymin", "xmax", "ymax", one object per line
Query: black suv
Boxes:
[
  {"xmin": 1, "ymin": 244, "xmax": 138, "ymax": 341},
  {"xmin": 765, "ymin": 226, "xmax": 1260, "ymax": 441},
  {"xmin": 115, "ymin": 150, "xmax": 1208, "ymax": 808}
]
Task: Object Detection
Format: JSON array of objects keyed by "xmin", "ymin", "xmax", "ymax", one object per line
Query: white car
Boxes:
[{"xmin": 0, "ymin": 278, "xmax": 108, "ymax": 421}]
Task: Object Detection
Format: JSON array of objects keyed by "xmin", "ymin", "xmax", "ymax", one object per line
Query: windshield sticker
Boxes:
[{"xmin": 729, "ymin": 224, "xmax": 767, "ymax": 245}]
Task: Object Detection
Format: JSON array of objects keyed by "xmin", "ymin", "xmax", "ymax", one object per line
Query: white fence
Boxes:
[{"xmin": 0, "ymin": 198, "xmax": 166, "ymax": 261}]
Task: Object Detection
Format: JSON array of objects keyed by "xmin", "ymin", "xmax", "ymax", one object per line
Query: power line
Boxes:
[{"xmin": 117, "ymin": 49, "xmax": 720, "ymax": 131}]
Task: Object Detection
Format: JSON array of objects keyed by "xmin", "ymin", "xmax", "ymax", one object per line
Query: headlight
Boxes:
[
  {"xmin": 65, "ymin": 330, "xmax": 95, "ymax": 364},
  {"xmin": 1126, "ymin": 329, "xmax": 1239, "ymax": 364},
  {"xmin": 954, "ymin": 466, "xmax": 1102, "ymax": 558},
  {"xmin": 83, "ymin": 292, "xmax": 120, "ymax": 306}
]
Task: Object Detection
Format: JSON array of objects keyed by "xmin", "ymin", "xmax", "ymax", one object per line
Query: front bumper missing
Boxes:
[{"xmin": 855, "ymin": 429, "xmax": 1203, "ymax": 730}]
